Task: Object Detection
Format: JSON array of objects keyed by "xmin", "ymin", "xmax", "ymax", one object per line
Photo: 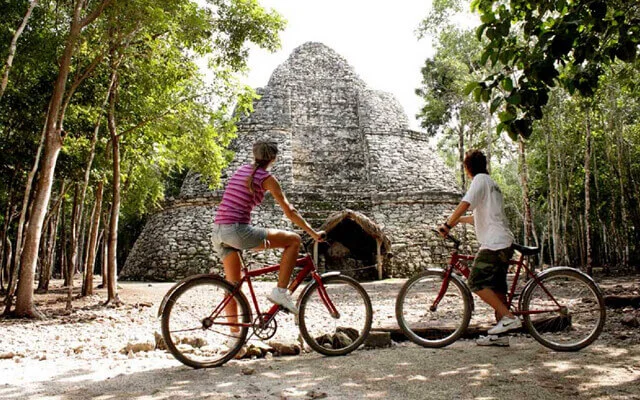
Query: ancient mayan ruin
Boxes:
[{"xmin": 121, "ymin": 42, "xmax": 461, "ymax": 281}]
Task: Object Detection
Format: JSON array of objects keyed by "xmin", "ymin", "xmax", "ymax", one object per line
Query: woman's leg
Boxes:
[
  {"xmin": 253, "ymin": 229, "xmax": 301, "ymax": 288},
  {"xmin": 222, "ymin": 251, "xmax": 242, "ymax": 334}
]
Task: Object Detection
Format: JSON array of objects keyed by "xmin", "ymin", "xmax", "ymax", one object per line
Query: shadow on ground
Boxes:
[{"xmin": 1, "ymin": 341, "xmax": 639, "ymax": 400}]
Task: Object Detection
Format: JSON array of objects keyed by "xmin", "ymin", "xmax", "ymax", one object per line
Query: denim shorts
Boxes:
[{"xmin": 211, "ymin": 223, "xmax": 268, "ymax": 260}]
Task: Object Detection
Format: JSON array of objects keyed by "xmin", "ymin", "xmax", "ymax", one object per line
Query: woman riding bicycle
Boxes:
[{"xmin": 212, "ymin": 140, "xmax": 325, "ymax": 315}]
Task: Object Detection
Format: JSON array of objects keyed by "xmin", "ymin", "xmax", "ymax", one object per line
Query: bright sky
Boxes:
[{"xmin": 242, "ymin": 0, "xmax": 437, "ymax": 130}]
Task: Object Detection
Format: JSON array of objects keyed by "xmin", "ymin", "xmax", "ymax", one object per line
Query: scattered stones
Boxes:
[
  {"xmin": 241, "ymin": 367, "xmax": 255, "ymax": 375},
  {"xmin": 622, "ymin": 315, "xmax": 640, "ymax": 328},
  {"xmin": 268, "ymin": 341, "xmax": 301, "ymax": 356},
  {"xmin": 332, "ymin": 332, "xmax": 353, "ymax": 348},
  {"xmin": 153, "ymin": 332, "xmax": 167, "ymax": 350},
  {"xmin": 307, "ymin": 390, "xmax": 328, "ymax": 399},
  {"xmin": 364, "ymin": 331, "xmax": 392, "ymax": 349},
  {"xmin": 0, "ymin": 352, "xmax": 15, "ymax": 360},
  {"xmin": 246, "ymin": 345, "xmax": 263, "ymax": 359},
  {"xmin": 179, "ymin": 337, "xmax": 207, "ymax": 348},
  {"xmin": 121, "ymin": 341, "xmax": 154, "ymax": 354}
]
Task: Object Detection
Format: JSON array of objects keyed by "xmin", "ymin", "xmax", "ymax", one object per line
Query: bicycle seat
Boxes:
[{"xmin": 512, "ymin": 243, "xmax": 540, "ymax": 256}]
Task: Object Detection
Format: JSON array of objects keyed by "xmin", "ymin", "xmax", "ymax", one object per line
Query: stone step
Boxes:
[{"xmin": 374, "ymin": 316, "xmax": 570, "ymax": 342}]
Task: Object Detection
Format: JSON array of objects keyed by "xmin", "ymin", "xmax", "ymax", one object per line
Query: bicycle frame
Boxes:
[
  {"xmin": 210, "ymin": 254, "xmax": 340, "ymax": 330},
  {"xmin": 435, "ymin": 248, "xmax": 564, "ymax": 316}
]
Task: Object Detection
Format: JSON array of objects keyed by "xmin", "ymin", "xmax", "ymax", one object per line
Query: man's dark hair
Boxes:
[{"xmin": 463, "ymin": 149, "xmax": 488, "ymax": 176}]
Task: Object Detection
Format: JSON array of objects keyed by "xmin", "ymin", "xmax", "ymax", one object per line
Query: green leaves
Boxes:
[{"xmin": 469, "ymin": 0, "xmax": 640, "ymax": 140}]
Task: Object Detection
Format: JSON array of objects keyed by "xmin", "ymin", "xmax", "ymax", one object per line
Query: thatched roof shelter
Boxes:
[
  {"xmin": 320, "ymin": 209, "xmax": 391, "ymax": 254},
  {"xmin": 311, "ymin": 209, "xmax": 391, "ymax": 280}
]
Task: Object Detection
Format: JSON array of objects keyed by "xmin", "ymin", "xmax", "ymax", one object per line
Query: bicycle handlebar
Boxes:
[{"xmin": 431, "ymin": 228, "xmax": 461, "ymax": 248}]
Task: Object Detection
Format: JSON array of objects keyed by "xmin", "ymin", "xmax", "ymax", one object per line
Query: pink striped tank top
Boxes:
[{"xmin": 214, "ymin": 164, "xmax": 271, "ymax": 224}]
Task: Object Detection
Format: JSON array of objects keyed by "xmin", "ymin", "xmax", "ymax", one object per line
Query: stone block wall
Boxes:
[{"xmin": 121, "ymin": 42, "xmax": 466, "ymax": 282}]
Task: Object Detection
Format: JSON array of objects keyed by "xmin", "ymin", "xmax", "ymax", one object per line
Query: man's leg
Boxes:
[{"xmin": 475, "ymin": 288, "xmax": 513, "ymax": 320}]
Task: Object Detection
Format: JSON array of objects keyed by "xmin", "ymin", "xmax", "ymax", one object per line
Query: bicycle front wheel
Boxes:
[
  {"xmin": 395, "ymin": 270, "xmax": 472, "ymax": 348},
  {"xmin": 521, "ymin": 268, "xmax": 606, "ymax": 351},
  {"xmin": 298, "ymin": 275, "xmax": 372, "ymax": 356},
  {"xmin": 161, "ymin": 276, "xmax": 251, "ymax": 368}
]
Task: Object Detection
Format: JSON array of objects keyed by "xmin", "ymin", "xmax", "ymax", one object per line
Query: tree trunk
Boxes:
[
  {"xmin": 518, "ymin": 136, "xmax": 534, "ymax": 247},
  {"xmin": 615, "ymin": 127, "xmax": 629, "ymax": 269},
  {"xmin": 545, "ymin": 130, "xmax": 559, "ymax": 266},
  {"xmin": 4, "ymin": 127, "xmax": 45, "ymax": 314},
  {"xmin": 105, "ymin": 80, "xmax": 122, "ymax": 306},
  {"xmin": 0, "ymin": 0, "xmax": 38, "ymax": 100},
  {"xmin": 38, "ymin": 193, "xmax": 62, "ymax": 293},
  {"xmin": 65, "ymin": 184, "xmax": 79, "ymax": 285},
  {"xmin": 584, "ymin": 107, "xmax": 593, "ymax": 276},
  {"xmin": 0, "ymin": 193, "xmax": 16, "ymax": 293},
  {"xmin": 12, "ymin": 0, "xmax": 86, "ymax": 318},
  {"xmin": 458, "ymin": 123, "xmax": 465, "ymax": 188},
  {"xmin": 2, "ymin": 240, "xmax": 12, "ymax": 294},
  {"xmin": 82, "ymin": 182, "xmax": 103, "ymax": 297},
  {"xmin": 13, "ymin": 0, "xmax": 114, "ymax": 318},
  {"xmin": 99, "ymin": 227, "xmax": 107, "ymax": 289},
  {"xmin": 35, "ymin": 181, "xmax": 66, "ymax": 292},
  {"xmin": 486, "ymin": 105, "xmax": 492, "ymax": 174},
  {"xmin": 65, "ymin": 184, "xmax": 81, "ymax": 310}
]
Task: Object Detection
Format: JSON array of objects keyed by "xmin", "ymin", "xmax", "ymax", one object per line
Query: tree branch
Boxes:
[
  {"xmin": 80, "ymin": 0, "xmax": 115, "ymax": 28},
  {"xmin": 0, "ymin": 0, "xmax": 38, "ymax": 101}
]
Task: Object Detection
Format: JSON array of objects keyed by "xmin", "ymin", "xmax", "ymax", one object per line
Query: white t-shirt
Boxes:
[{"xmin": 461, "ymin": 173, "xmax": 514, "ymax": 251}]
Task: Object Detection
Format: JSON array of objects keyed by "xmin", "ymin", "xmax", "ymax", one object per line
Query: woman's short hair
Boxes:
[{"xmin": 463, "ymin": 149, "xmax": 488, "ymax": 176}]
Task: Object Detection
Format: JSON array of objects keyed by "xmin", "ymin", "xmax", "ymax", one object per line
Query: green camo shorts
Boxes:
[{"xmin": 468, "ymin": 246, "xmax": 514, "ymax": 293}]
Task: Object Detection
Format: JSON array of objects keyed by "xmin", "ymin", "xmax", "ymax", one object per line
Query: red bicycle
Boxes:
[
  {"xmin": 395, "ymin": 232, "xmax": 606, "ymax": 351},
  {"xmin": 158, "ymin": 242, "xmax": 373, "ymax": 368}
]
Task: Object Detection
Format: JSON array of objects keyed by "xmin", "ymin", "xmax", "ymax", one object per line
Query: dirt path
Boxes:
[{"xmin": 1, "ymin": 276, "xmax": 639, "ymax": 399}]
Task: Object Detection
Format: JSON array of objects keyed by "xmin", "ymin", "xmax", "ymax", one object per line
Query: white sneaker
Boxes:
[
  {"xmin": 267, "ymin": 287, "xmax": 299, "ymax": 315},
  {"xmin": 476, "ymin": 335, "xmax": 510, "ymax": 347},
  {"xmin": 487, "ymin": 315, "xmax": 522, "ymax": 335}
]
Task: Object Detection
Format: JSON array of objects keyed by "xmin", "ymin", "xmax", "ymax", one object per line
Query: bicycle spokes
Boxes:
[{"xmin": 161, "ymin": 277, "xmax": 251, "ymax": 368}]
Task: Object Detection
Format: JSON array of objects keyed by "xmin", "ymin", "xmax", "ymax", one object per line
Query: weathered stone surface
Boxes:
[
  {"xmin": 622, "ymin": 315, "xmax": 640, "ymax": 328},
  {"xmin": 364, "ymin": 331, "xmax": 392, "ymax": 349},
  {"xmin": 268, "ymin": 340, "xmax": 301, "ymax": 356},
  {"xmin": 120, "ymin": 341, "xmax": 154, "ymax": 354},
  {"xmin": 122, "ymin": 42, "xmax": 461, "ymax": 281}
]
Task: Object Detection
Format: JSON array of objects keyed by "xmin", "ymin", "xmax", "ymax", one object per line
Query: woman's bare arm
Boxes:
[{"xmin": 263, "ymin": 176, "xmax": 322, "ymax": 240}]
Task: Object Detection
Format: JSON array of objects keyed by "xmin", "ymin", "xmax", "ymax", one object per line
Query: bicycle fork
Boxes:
[
  {"xmin": 430, "ymin": 269, "xmax": 454, "ymax": 312},
  {"xmin": 312, "ymin": 272, "xmax": 340, "ymax": 319}
]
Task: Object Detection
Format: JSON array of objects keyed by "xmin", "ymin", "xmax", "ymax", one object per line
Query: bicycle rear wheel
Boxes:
[
  {"xmin": 395, "ymin": 270, "xmax": 472, "ymax": 348},
  {"xmin": 298, "ymin": 275, "xmax": 372, "ymax": 356},
  {"xmin": 521, "ymin": 268, "xmax": 605, "ymax": 351},
  {"xmin": 161, "ymin": 276, "xmax": 251, "ymax": 368}
]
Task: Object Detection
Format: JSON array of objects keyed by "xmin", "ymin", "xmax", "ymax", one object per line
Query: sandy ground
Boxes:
[{"xmin": 1, "ymin": 275, "xmax": 639, "ymax": 399}]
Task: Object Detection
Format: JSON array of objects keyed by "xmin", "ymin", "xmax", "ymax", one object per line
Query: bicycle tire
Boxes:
[
  {"xmin": 521, "ymin": 268, "xmax": 606, "ymax": 352},
  {"xmin": 395, "ymin": 269, "xmax": 472, "ymax": 348},
  {"xmin": 298, "ymin": 275, "xmax": 373, "ymax": 356},
  {"xmin": 161, "ymin": 275, "xmax": 251, "ymax": 368}
]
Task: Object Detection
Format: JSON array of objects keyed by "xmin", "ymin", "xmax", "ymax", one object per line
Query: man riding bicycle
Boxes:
[{"xmin": 438, "ymin": 149, "xmax": 520, "ymax": 346}]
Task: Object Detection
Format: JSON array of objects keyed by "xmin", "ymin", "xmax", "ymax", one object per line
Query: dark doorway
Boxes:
[{"xmin": 320, "ymin": 218, "xmax": 379, "ymax": 281}]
